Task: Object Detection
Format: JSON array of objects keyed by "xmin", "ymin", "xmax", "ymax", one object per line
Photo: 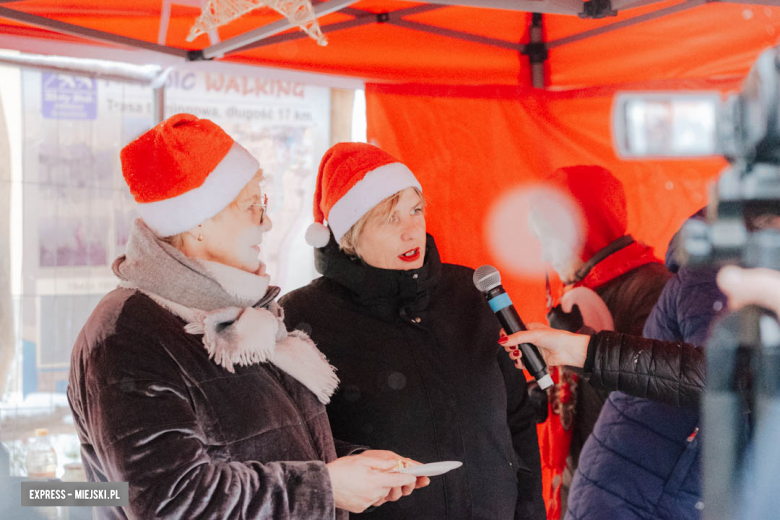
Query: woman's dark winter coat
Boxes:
[
  {"xmin": 68, "ymin": 288, "xmax": 347, "ymax": 520},
  {"xmin": 565, "ymin": 226, "xmax": 723, "ymax": 520},
  {"xmin": 280, "ymin": 235, "xmax": 545, "ymax": 520}
]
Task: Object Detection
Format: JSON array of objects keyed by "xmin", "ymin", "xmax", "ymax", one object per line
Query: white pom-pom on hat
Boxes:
[{"xmin": 305, "ymin": 222, "xmax": 331, "ymax": 248}]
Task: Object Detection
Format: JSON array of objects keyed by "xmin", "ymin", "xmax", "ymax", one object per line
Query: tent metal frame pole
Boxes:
[
  {"xmin": 389, "ymin": 18, "xmax": 524, "ymax": 50},
  {"xmin": 610, "ymin": 0, "xmax": 673, "ymax": 10},
  {"xmin": 527, "ymin": 13, "xmax": 547, "ymax": 88},
  {"xmin": 419, "ymin": 0, "xmax": 583, "ymax": 15},
  {"xmin": 227, "ymin": 0, "xmax": 698, "ymax": 57},
  {"xmin": 0, "ymin": 5, "xmax": 188, "ymax": 58},
  {"xmin": 0, "ymin": 51, "xmax": 165, "ymax": 84},
  {"xmin": 347, "ymin": 3, "xmax": 524, "ymax": 52},
  {"xmin": 158, "ymin": 0, "xmax": 173, "ymax": 46},
  {"xmin": 547, "ymin": 0, "xmax": 705, "ymax": 49},
  {"xmin": 232, "ymin": 15, "xmax": 381, "ymax": 53},
  {"xmin": 718, "ymin": 0, "xmax": 780, "ymax": 5},
  {"xmin": 334, "ymin": 3, "xmax": 445, "ymax": 17},
  {"xmin": 153, "ymin": 86, "xmax": 166, "ymax": 124},
  {"xmin": 201, "ymin": 0, "xmax": 358, "ymax": 59},
  {"xmin": 229, "ymin": 3, "xmax": 446, "ymax": 54}
]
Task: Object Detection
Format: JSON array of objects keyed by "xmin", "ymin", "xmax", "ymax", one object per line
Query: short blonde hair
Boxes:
[{"xmin": 339, "ymin": 187, "xmax": 425, "ymax": 258}]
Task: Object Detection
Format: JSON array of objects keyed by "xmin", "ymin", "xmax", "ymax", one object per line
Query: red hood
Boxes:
[{"xmin": 545, "ymin": 165, "xmax": 627, "ymax": 262}]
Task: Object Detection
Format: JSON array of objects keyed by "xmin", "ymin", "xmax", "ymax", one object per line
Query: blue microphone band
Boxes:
[{"xmin": 488, "ymin": 293, "xmax": 513, "ymax": 313}]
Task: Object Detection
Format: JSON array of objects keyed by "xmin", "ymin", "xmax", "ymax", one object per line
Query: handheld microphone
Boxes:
[{"xmin": 473, "ymin": 265, "xmax": 553, "ymax": 390}]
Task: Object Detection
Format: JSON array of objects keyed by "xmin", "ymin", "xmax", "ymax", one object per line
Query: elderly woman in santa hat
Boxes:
[
  {"xmin": 280, "ymin": 143, "xmax": 545, "ymax": 520},
  {"xmin": 67, "ymin": 115, "xmax": 428, "ymax": 520}
]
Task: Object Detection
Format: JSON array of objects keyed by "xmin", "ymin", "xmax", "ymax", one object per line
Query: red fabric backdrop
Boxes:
[
  {"xmin": 366, "ymin": 79, "xmax": 739, "ymax": 511},
  {"xmin": 366, "ymin": 79, "xmax": 733, "ymax": 323}
]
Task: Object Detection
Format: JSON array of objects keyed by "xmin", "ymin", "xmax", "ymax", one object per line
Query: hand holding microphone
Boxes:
[
  {"xmin": 473, "ymin": 265, "xmax": 554, "ymax": 390},
  {"xmin": 500, "ymin": 325, "xmax": 590, "ymax": 370}
]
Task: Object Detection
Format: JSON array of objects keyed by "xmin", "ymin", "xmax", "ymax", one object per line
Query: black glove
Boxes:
[{"xmin": 547, "ymin": 303, "xmax": 584, "ymax": 333}]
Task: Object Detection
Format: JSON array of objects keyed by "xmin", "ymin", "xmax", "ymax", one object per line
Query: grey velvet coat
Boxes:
[{"xmin": 68, "ymin": 288, "xmax": 346, "ymax": 520}]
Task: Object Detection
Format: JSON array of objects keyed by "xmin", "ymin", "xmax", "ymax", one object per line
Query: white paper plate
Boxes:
[{"xmin": 397, "ymin": 461, "xmax": 463, "ymax": 477}]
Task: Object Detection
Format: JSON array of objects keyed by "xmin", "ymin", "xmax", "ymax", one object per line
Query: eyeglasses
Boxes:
[{"xmin": 240, "ymin": 193, "xmax": 269, "ymax": 224}]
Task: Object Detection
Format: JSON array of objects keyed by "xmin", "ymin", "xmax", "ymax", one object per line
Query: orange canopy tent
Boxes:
[
  {"xmin": 0, "ymin": 0, "xmax": 774, "ymax": 317},
  {"xmin": 0, "ymin": 0, "xmax": 777, "ymax": 87},
  {"xmin": 1, "ymin": 1, "xmax": 778, "ymax": 515}
]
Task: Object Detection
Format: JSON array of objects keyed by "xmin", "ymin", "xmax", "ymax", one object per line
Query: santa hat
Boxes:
[
  {"xmin": 120, "ymin": 113, "xmax": 259, "ymax": 237},
  {"xmin": 545, "ymin": 165, "xmax": 628, "ymax": 261},
  {"xmin": 305, "ymin": 142, "xmax": 422, "ymax": 248}
]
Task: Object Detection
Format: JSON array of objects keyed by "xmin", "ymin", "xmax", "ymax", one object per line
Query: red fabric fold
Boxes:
[{"xmin": 540, "ymin": 240, "xmax": 660, "ymax": 520}]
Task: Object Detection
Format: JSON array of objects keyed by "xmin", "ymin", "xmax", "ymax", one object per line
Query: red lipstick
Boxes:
[{"xmin": 399, "ymin": 247, "xmax": 421, "ymax": 263}]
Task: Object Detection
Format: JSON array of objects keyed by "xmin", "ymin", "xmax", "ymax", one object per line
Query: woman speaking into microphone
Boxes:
[{"xmin": 280, "ymin": 143, "xmax": 545, "ymax": 520}]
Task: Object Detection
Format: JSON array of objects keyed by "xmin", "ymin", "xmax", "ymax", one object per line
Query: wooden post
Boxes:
[{"xmin": 330, "ymin": 88, "xmax": 355, "ymax": 146}]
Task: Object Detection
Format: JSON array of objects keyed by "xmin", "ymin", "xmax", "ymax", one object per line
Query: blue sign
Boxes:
[{"xmin": 41, "ymin": 73, "xmax": 97, "ymax": 120}]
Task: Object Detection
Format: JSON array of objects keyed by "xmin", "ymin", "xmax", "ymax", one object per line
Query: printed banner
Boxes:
[{"xmin": 20, "ymin": 66, "xmax": 330, "ymax": 385}]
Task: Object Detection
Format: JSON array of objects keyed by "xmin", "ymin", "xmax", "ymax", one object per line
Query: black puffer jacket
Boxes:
[
  {"xmin": 68, "ymin": 289, "xmax": 345, "ymax": 520},
  {"xmin": 280, "ymin": 235, "xmax": 545, "ymax": 520},
  {"xmin": 567, "ymin": 329, "xmax": 706, "ymax": 520},
  {"xmin": 582, "ymin": 331, "xmax": 705, "ymax": 408}
]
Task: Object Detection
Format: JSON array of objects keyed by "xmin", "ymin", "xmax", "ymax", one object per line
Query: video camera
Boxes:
[
  {"xmin": 613, "ymin": 46, "xmax": 780, "ymax": 270},
  {"xmin": 613, "ymin": 43, "xmax": 780, "ymax": 520},
  {"xmin": 611, "ymin": 45, "xmax": 780, "ymax": 520}
]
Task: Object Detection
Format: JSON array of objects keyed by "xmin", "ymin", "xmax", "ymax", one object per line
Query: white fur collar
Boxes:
[{"xmin": 197, "ymin": 259, "xmax": 270, "ymax": 304}]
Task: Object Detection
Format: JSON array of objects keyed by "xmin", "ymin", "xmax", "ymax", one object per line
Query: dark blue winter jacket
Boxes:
[{"xmin": 565, "ymin": 227, "xmax": 725, "ymax": 520}]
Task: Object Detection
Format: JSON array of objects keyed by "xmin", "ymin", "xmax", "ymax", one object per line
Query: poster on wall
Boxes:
[{"xmin": 20, "ymin": 67, "xmax": 331, "ymax": 390}]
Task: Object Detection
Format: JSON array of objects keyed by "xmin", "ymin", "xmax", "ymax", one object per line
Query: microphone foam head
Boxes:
[{"xmin": 473, "ymin": 265, "xmax": 501, "ymax": 293}]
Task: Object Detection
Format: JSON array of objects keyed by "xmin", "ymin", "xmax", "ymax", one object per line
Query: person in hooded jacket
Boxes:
[
  {"xmin": 526, "ymin": 165, "xmax": 671, "ymax": 519},
  {"xmin": 280, "ymin": 142, "xmax": 545, "ymax": 520},
  {"xmin": 562, "ymin": 211, "xmax": 723, "ymax": 520},
  {"xmin": 67, "ymin": 115, "xmax": 427, "ymax": 520},
  {"xmin": 507, "ymin": 211, "xmax": 780, "ymax": 520}
]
